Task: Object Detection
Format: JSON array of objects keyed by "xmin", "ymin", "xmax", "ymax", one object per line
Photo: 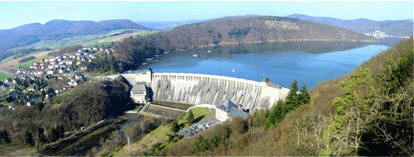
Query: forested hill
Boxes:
[
  {"xmin": 0, "ymin": 19, "xmax": 149, "ymax": 51},
  {"xmin": 148, "ymin": 16, "xmax": 373, "ymax": 50},
  {"xmin": 286, "ymin": 14, "xmax": 413, "ymax": 37}
]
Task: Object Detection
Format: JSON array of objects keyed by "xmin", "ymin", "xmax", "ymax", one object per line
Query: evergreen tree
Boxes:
[
  {"xmin": 49, "ymin": 127, "xmax": 59, "ymax": 142},
  {"xmin": 170, "ymin": 120, "xmax": 179, "ymax": 133},
  {"xmin": 36, "ymin": 128, "xmax": 47, "ymax": 145},
  {"xmin": 211, "ymin": 133, "xmax": 221, "ymax": 147},
  {"xmin": 193, "ymin": 135, "xmax": 210, "ymax": 152},
  {"xmin": 56, "ymin": 125, "xmax": 65, "ymax": 139},
  {"xmin": 24, "ymin": 130, "xmax": 34, "ymax": 146},
  {"xmin": 273, "ymin": 100, "xmax": 286, "ymax": 124},
  {"xmin": 298, "ymin": 83, "xmax": 310, "ymax": 104},
  {"xmin": 187, "ymin": 110, "xmax": 194, "ymax": 125},
  {"xmin": 285, "ymin": 80, "xmax": 299, "ymax": 107}
]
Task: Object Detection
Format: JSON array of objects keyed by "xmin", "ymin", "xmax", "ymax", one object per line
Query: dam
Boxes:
[{"xmin": 121, "ymin": 69, "xmax": 290, "ymax": 111}]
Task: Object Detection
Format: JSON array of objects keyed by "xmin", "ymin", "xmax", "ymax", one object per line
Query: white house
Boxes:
[{"xmin": 47, "ymin": 69, "xmax": 54, "ymax": 75}]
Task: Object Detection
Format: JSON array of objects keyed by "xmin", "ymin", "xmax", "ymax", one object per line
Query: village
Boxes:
[{"xmin": 0, "ymin": 47, "xmax": 109, "ymax": 110}]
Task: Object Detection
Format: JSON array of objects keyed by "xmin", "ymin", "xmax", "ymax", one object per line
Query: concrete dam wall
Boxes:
[{"xmin": 121, "ymin": 71, "xmax": 290, "ymax": 111}]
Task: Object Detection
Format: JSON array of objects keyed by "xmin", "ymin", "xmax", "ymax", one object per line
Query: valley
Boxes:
[{"xmin": 0, "ymin": 2, "xmax": 412, "ymax": 155}]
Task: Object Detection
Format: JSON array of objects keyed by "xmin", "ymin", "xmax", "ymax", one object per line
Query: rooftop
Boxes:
[{"xmin": 217, "ymin": 99, "xmax": 248, "ymax": 118}]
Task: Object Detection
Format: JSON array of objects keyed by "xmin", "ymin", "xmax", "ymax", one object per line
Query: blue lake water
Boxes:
[{"xmin": 137, "ymin": 42, "xmax": 389, "ymax": 89}]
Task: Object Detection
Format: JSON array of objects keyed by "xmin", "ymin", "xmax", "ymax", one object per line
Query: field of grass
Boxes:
[
  {"xmin": 185, "ymin": 108, "xmax": 214, "ymax": 123},
  {"xmin": 0, "ymin": 72, "xmax": 11, "ymax": 81}
]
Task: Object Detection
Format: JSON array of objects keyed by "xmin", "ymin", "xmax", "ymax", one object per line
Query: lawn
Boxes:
[{"xmin": 0, "ymin": 72, "xmax": 12, "ymax": 81}]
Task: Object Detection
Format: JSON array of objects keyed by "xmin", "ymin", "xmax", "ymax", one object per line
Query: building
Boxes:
[
  {"xmin": 215, "ymin": 99, "xmax": 248, "ymax": 122},
  {"xmin": 131, "ymin": 82, "xmax": 147, "ymax": 103}
]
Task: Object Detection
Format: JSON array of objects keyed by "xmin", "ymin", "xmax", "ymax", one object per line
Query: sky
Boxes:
[{"xmin": 0, "ymin": 1, "xmax": 412, "ymax": 30}]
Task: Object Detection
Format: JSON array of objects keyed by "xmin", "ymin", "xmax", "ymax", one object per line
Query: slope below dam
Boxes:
[{"xmin": 120, "ymin": 69, "xmax": 290, "ymax": 111}]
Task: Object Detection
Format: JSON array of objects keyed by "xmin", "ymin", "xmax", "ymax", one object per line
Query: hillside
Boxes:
[
  {"xmin": 0, "ymin": 19, "xmax": 150, "ymax": 52},
  {"xmin": 156, "ymin": 37, "xmax": 413, "ymax": 156},
  {"xmin": 149, "ymin": 16, "xmax": 373, "ymax": 50},
  {"xmin": 286, "ymin": 14, "xmax": 413, "ymax": 37}
]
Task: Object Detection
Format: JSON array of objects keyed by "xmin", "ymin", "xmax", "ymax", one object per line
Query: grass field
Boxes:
[{"xmin": 0, "ymin": 72, "xmax": 12, "ymax": 81}]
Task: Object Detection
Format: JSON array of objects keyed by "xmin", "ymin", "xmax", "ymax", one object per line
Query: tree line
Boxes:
[{"xmin": 249, "ymin": 80, "xmax": 310, "ymax": 130}]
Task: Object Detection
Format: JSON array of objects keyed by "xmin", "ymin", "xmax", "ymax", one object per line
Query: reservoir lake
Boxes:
[{"xmin": 137, "ymin": 41, "xmax": 389, "ymax": 89}]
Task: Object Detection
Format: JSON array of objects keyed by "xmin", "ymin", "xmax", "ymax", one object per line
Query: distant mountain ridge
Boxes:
[
  {"xmin": 0, "ymin": 19, "xmax": 150, "ymax": 51},
  {"xmin": 137, "ymin": 15, "xmax": 258, "ymax": 30},
  {"xmin": 286, "ymin": 14, "xmax": 413, "ymax": 37}
]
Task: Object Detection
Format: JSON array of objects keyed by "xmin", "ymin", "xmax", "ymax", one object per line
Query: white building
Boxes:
[
  {"xmin": 215, "ymin": 99, "xmax": 248, "ymax": 122},
  {"xmin": 47, "ymin": 69, "xmax": 54, "ymax": 75},
  {"xmin": 131, "ymin": 82, "xmax": 147, "ymax": 104}
]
